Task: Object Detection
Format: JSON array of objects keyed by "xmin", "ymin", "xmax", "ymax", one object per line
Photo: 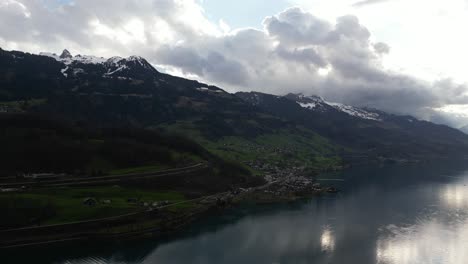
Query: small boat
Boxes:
[{"xmin": 326, "ymin": 187, "xmax": 339, "ymax": 193}]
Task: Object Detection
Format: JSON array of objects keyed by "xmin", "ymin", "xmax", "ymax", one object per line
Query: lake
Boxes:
[{"xmin": 5, "ymin": 161, "xmax": 468, "ymax": 264}]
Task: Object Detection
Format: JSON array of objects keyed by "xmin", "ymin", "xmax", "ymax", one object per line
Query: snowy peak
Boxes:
[
  {"xmin": 39, "ymin": 50, "xmax": 154, "ymax": 70},
  {"xmin": 326, "ymin": 102, "xmax": 381, "ymax": 121},
  {"xmin": 59, "ymin": 49, "xmax": 72, "ymax": 59},
  {"xmin": 105, "ymin": 56, "xmax": 153, "ymax": 70},
  {"xmin": 103, "ymin": 56, "xmax": 157, "ymax": 77},
  {"xmin": 286, "ymin": 93, "xmax": 329, "ymax": 111},
  {"xmin": 39, "ymin": 50, "xmax": 159, "ymax": 78},
  {"xmin": 73, "ymin": 54, "xmax": 107, "ymax": 64},
  {"xmin": 39, "ymin": 51, "xmax": 107, "ymax": 65},
  {"xmin": 289, "ymin": 93, "xmax": 382, "ymax": 121}
]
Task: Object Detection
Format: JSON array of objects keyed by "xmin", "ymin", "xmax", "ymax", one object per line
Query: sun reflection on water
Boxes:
[
  {"xmin": 375, "ymin": 178, "xmax": 468, "ymax": 264},
  {"xmin": 376, "ymin": 216, "xmax": 468, "ymax": 263},
  {"xmin": 320, "ymin": 227, "xmax": 335, "ymax": 252},
  {"xmin": 441, "ymin": 184, "xmax": 468, "ymax": 208}
]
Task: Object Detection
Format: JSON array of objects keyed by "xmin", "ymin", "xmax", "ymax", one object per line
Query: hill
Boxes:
[
  {"xmin": 236, "ymin": 92, "xmax": 468, "ymax": 162},
  {"xmin": 1, "ymin": 47, "xmax": 468, "ymax": 171}
]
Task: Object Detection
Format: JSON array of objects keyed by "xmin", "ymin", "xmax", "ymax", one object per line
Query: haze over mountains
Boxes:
[{"xmin": 1, "ymin": 47, "xmax": 468, "ymax": 172}]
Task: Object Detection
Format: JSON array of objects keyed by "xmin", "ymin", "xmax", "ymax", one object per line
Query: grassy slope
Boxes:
[
  {"xmin": 0, "ymin": 114, "xmax": 211, "ymax": 177},
  {"xmin": 0, "ymin": 98, "xmax": 47, "ymax": 112},
  {"xmin": 162, "ymin": 121, "xmax": 343, "ymax": 174},
  {"xmin": 0, "ymin": 186, "xmax": 189, "ymax": 227},
  {"xmin": 0, "ymin": 114, "xmax": 260, "ymax": 229}
]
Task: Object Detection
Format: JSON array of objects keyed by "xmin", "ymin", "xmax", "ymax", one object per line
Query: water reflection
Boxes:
[
  {"xmin": 137, "ymin": 209, "xmax": 336, "ymax": 264},
  {"xmin": 441, "ymin": 183, "xmax": 468, "ymax": 208},
  {"xmin": 320, "ymin": 226, "xmax": 335, "ymax": 252},
  {"xmin": 376, "ymin": 219, "xmax": 468, "ymax": 264},
  {"xmin": 377, "ymin": 178, "xmax": 468, "ymax": 264}
]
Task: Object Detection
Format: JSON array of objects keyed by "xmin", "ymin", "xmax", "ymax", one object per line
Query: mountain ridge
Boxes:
[
  {"xmin": 459, "ymin": 124, "xmax": 468, "ymax": 135},
  {"xmin": 1, "ymin": 47, "xmax": 468, "ymax": 167},
  {"xmin": 39, "ymin": 49, "xmax": 160, "ymax": 79},
  {"xmin": 236, "ymin": 91, "xmax": 468, "ymax": 161}
]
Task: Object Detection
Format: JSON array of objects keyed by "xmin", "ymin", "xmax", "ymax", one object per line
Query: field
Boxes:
[
  {"xmin": 0, "ymin": 98, "xmax": 47, "ymax": 112},
  {"xmin": 0, "ymin": 186, "xmax": 189, "ymax": 228}
]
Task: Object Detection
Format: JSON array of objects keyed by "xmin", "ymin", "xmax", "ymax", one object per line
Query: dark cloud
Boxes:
[
  {"xmin": 156, "ymin": 46, "xmax": 249, "ymax": 85},
  {"xmin": 275, "ymin": 46, "xmax": 327, "ymax": 68}
]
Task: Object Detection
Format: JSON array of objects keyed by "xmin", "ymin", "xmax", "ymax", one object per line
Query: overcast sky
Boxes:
[{"xmin": 1, "ymin": 0, "xmax": 468, "ymax": 127}]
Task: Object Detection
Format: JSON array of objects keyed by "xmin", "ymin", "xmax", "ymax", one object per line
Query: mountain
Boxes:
[
  {"xmin": 59, "ymin": 49, "xmax": 72, "ymax": 59},
  {"xmin": 236, "ymin": 92, "xmax": 468, "ymax": 162},
  {"xmin": 1, "ymin": 47, "xmax": 468, "ymax": 171},
  {"xmin": 288, "ymin": 93, "xmax": 382, "ymax": 121},
  {"xmin": 459, "ymin": 125, "xmax": 468, "ymax": 135},
  {"xmin": 1, "ymin": 48, "xmax": 308, "ymax": 142},
  {"xmin": 0, "ymin": 113, "xmax": 260, "ymax": 190},
  {"xmin": 39, "ymin": 50, "xmax": 160, "ymax": 79},
  {"xmin": 0, "ymin": 48, "xmax": 341, "ymax": 173}
]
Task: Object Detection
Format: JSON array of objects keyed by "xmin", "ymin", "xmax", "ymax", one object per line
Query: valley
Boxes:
[{"xmin": 1, "ymin": 47, "xmax": 468, "ymax": 249}]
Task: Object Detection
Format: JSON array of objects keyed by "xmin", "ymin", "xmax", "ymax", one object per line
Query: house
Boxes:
[
  {"xmin": 83, "ymin": 197, "xmax": 97, "ymax": 206},
  {"xmin": 127, "ymin": 198, "xmax": 138, "ymax": 203}
]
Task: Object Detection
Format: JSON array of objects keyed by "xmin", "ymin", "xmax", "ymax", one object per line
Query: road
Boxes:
[{"xmin": 0, "ymin": 163, "xmax": 208, "ymax": 189}]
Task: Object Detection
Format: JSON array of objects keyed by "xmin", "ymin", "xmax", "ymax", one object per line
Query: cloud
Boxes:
[
  {"xmin": 156, "ymin": 46, "xmax": 249, "ymax": 85},
  {"xmin": 1, "ymin": 1, "xmax": 468, "ymax": 126},
  {"xmin": 0, "ymin": 0, "xmax": 221, "ymax": 54},
  {"xmin": 373, "ymin": 42, "xmax": 390, "ymax": 54},
  {"xmin": 352, "ymin": 0, "xmax": 390, "ymax": 8},
  {"xmin": 263, "ymin": 7, "xmax": 332, "ymax": 46}
]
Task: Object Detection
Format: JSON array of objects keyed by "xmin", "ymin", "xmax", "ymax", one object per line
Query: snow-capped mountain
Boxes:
[
  {"xmin": 39, "ymin": 49, "xmax": 107, "ymax": 65},
  {"xmin": 238, "ymin": 92, "xmax": 385, "ymax": 122},
  {"xmin": 236, "ymin": 90, "xmax": 468, "ymax": 161},
  {"xmin": 289, "ymin": 94, "xmax": 330, "ymax": 112},
  {"xmin": 39, "ymin": 49, "xmax": 159, "ymax": 79},
  {"xmin": 3, "ymin": 46, "xmax": 468, "ymax": 162},
  {"xmin": 289, "ymin": 94, "xmax": 382, "ymax": 121}
]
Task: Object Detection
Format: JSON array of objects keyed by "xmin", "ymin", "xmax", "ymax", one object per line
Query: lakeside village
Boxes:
[
  {"xmin": 0, "ymin": 161, "xmax": 340, "ymax": 248},
  {"xmin": 201, "ymin": 160, "xmax": 339, "ymax": 207}
]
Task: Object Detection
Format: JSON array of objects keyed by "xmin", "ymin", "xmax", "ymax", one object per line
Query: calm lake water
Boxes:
[{"xmin": 5, "ymin": 161, "xmax": 468, "ymax": 264}]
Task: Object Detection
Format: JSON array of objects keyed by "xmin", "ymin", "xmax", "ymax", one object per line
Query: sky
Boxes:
[{"xmin": 1, "ymin": 0, "xmax": 468, "ymax": 128}]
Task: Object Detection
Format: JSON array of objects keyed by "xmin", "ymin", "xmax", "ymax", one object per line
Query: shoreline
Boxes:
[{"xmin": 0, "ymin": 178, "xmax": 338, "ymax": 250}]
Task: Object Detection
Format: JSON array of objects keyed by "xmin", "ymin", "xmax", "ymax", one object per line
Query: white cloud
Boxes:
[
  {"xmin": 0, "ymin": 0, "xmax": 222, "ymax": 56},
  {"xmin": 219, "ymin": 19, "xmax": 231, "ymax": 34},
  {"xmin": 289, "ymin": 0, "xmax": 468, "ymax": 84}
]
